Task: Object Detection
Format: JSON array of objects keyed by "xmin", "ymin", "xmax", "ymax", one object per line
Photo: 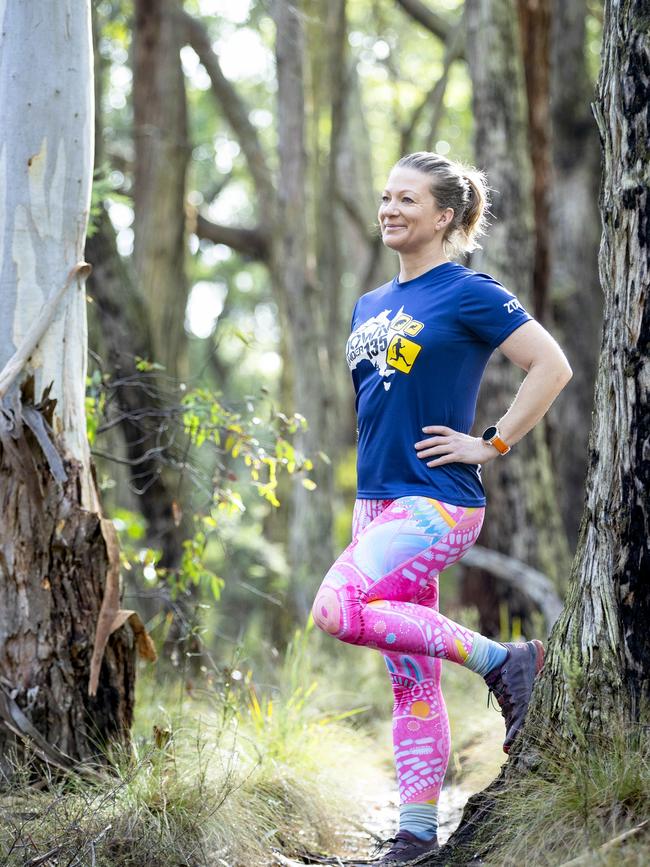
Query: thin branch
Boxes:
[
  {"xmin": 399, "ymin": 18, "xmax": 463, "ymax": 153},
  {"xmin": 557, "ymin": 822, "xmax": 649, "ymax": 867},
  {"xmin": 395, "ymin": 0, "xmax": 465, "ymax": 59},
  {"xmin": 178, "ymin": 9, "xmax": 276, "ymax": 220},
  {"xmin": 192, "ymin": 212, "xmax": 269, "ymax": 261}
]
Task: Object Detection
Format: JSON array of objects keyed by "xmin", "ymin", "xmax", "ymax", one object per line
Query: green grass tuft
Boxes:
[{"xmin": 473, "ymin": 722, "xmax": 650, "ymax": 867}]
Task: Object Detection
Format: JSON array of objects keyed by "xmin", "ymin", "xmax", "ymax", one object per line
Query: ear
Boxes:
[{"xmin": 436, "ymin": 207, "xmax": 454, "ymax": 230}]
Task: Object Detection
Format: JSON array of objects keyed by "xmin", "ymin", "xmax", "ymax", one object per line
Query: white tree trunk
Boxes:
[
  {"xmin": 0, "ymin": 0, "xmax": 94, "ymax": 508},
  {"xmin": 0, "ymin": 1, "xmax": 136, "ymax": 765}
]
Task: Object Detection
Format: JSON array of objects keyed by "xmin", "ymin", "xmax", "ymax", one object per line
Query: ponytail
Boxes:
[{"xmin": 395, "ymin": 153, "xmax": 492, "ymax": 257}]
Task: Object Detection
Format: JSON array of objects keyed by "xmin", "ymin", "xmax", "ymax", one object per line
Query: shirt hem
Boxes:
[{"xmin": 356, "ymin": 487, "xmax": 487, "ymax": 508}]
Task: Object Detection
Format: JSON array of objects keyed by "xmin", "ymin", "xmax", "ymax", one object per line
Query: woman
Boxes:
[{"xmin": 311, "ymin": 152, "xmax": 573, "ymax": 865}]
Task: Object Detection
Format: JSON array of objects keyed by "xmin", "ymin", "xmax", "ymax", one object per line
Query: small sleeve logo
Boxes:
[{"xmin": 504, "ymin": 298, "xmax": 524, "ymax": 314}]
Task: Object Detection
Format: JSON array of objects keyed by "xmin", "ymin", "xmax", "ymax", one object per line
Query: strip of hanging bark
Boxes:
[
  {"xmin": 0, "ymin": 262, "xmax": 91, "ymax": 400},
  {"xmin": 458, "ymin": 544, "xmax": 563, "ymax": 632},
  {"xmin": 88, "ymin": 518, "xmax": 157, "ymax": 696},
  {"xmin": 21, "ymin": 405, "xmax": 67, "ymax": 483}
]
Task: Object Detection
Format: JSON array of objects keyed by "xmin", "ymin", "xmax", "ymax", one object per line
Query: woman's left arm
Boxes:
[{"xmin": 415, "ymin": 320, "xmax": 574, "ymax": 467}]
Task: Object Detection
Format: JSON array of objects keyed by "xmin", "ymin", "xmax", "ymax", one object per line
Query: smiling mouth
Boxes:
[{"xmin": 384, "ymin": 225, "xmax": 406, "ymax": 230}]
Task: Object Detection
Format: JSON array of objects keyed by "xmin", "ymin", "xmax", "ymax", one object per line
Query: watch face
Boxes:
[{"xmin": 482, "ymin": 425, "xmax": 498, "ymax": 441}]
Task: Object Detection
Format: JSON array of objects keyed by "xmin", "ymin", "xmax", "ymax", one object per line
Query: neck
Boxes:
[{"xmin": 397, "ymin": 245, "xmax": 450, "ymax": 283}]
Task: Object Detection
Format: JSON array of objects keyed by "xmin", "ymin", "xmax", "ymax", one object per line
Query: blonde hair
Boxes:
[{"xmin": 395, "ymin": 152, "xmax": 492, "ymax": 258}]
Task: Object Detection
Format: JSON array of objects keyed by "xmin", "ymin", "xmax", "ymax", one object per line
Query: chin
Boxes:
[{"xmin": 382, "ymin": 234, "xmax": 408, "ymax": 251}]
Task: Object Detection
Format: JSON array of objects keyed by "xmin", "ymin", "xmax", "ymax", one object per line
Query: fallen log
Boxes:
[{"xmin": 458, "ymin": 544, "xmax": 563, "ymax": 634}]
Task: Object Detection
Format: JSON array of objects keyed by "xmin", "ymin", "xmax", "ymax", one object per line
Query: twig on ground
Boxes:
[{"xmin": 557, "ymin": 820, "xmax": 649, "ymax": 866}]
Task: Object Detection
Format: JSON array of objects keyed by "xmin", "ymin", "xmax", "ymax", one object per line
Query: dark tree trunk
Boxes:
[
  {"xmin": 529, "ymin": 0, "xmax": 650, "ymax": 737},
  {"xmin": 86, "ymin": 211, "xmax": 186, "ymax": 573},
  {"xmin": 516, "ymin": 0, "xmax": 553, "ymax": 324},
  {"xmin": 461, "ymin": 0, "xmax": 572, "ymax": 637},
  {"xmin": 546, "ymin": 0, "xmax": 603, "ymax": 550},
  {"xmin": 0, "ymin": 411, "xmax": 135, "ymax": 767}
]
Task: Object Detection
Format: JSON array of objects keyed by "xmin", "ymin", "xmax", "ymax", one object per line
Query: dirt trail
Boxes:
[{"xmin": 320, "ymin": 716, "xmax": 506, "ymax": 864}]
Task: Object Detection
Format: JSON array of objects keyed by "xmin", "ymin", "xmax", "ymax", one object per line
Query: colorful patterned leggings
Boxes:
[{"xmin": 312, "ymin": 496, "xmax": 485, "ymax": 806}]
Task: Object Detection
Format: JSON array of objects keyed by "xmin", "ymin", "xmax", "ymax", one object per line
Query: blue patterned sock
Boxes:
[
  {"xmin": 399, "ymin": 802, "xmax": 438, "ymax": 841},
  {"xmin": 463, "ymin": 633, "xmax": 508, "ymax": 677}
]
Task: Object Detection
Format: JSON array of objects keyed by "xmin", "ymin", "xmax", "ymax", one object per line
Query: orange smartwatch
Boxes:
[{"xmin": 481, "ymin": 425, "xmax": 511, "ymax": 455}]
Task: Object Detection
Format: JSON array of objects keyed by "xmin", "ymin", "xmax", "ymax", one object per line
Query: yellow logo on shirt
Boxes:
[
  {"xmin": 389, "ymin": 312, "xmax": 424, "ymax": 336},
  {"xmin": 387, "ymin": 334, "xmax": 421, "ymax": 373}
]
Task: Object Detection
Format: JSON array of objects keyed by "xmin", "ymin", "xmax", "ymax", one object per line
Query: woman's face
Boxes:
[{"xmin": 378, "ymin": 166, "xmax": 452, "ymax": 254}]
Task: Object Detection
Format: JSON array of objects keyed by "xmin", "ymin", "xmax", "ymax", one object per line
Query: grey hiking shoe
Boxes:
[
  {"xmin": 372, "ymin": 830, "xmax": 439, "ymax": 865},
  {"xmin": 484, "ymin": 639, "xmax": 545, "ymax": 754}
]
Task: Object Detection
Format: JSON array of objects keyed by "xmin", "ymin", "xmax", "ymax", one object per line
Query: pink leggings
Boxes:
[{"xmin": 312, "ymin": 496, "xmax": 485, "ymax": 806}]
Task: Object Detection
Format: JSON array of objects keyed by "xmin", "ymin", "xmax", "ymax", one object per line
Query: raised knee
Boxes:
[
  {"xmin": 311, "ymin": 584, "xmax": 343, "ymax": 635},
  {"xmin": 311, "ymin": 582, "xmax": 359, "ymax": 643}
]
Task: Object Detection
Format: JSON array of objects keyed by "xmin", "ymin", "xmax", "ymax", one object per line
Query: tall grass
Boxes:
[{"xmin": 0, "ymin": 623, "xmax": 380, "ymax": 866}]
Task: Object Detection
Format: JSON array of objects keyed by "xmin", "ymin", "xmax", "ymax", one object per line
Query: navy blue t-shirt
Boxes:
[{"xmin": 346, "ymin": 261, "xmax": 533, "ymax": 507}]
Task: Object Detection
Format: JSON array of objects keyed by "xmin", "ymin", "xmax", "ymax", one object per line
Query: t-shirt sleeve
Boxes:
[
  {"xmin": 348, "ymin": 298, "xmax": 361, "ymax": 394},
  {"xmin": 350, "ymin": 297, "xmax": 360, "ymax": 331},
  {"xmin": 458, "ymin": 273, "xmax": 533, "ymax": 349}
]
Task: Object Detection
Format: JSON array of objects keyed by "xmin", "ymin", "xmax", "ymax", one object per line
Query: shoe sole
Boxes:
[{"xmin": 503, "ymin": 639, "xmax": 545, "ymax": 754}]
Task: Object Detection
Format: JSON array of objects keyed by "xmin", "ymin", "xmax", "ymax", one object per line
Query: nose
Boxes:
[{"xmin": 381, "ymin": 199, "xmax": 400, "ymax": 217}]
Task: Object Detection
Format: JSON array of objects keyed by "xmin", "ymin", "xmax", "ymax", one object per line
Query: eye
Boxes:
[
  {"xmin": 380, "ymin": 194, "xmax": 390, "ymax": 203},
  {"xmin": 402, "ymin": 196, "xmax": 414, "ymax": 204}
]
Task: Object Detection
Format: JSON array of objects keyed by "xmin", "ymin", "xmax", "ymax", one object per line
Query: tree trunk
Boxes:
[
  {"xmin": 516, "ymin": 0, "xmax": 553, "ymax": 324},
  {"xmin": 86, "ymin": 210, "xmax": 186, "ymax": 571},
  {"xmin": 546, "ymin": 0, "xmax": 603, "ymax": 550},
  {"xmin": 0, "ymin": 1, "xmax": 134, "ymax": 766},
  {"xmin": 432, "ymin": 0, "xmax": 649, "ymax": 859},
  {"xmin": 461, "ymin": 0, "xmax": 572, "ymax": 636},
  {"xmin": 133, "ymin": 0, "xmax": 190, "ymax": 383},
  {"xmin": 528, "ymin": 0, "xmax": 650, "ymax": 737},
  {"xmin": 271, "ymin": 0, "xmax": 336, "ymax": 619}
]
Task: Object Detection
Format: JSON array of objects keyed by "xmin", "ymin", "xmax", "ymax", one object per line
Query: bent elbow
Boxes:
[{"xmin": 555, "ymin": 363, "xmax": 573, "ymax": 391}]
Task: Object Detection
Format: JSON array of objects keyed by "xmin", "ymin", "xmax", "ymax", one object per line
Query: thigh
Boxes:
[
  {"xmin": 351, "ymin": 498, "xmax": 395, "ymax": 541},
  {"xmin": 352, "ymin": 495, "xmax": 483, "ymax": 596}
]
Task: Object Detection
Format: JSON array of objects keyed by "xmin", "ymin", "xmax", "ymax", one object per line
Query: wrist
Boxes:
[
  {"xmin": 477, "ymin": 437, "xmax": 499, "ymax": 463},
  {"xmin": 481, "ymin": 425, "xmax": 511, "ymax": 455}
]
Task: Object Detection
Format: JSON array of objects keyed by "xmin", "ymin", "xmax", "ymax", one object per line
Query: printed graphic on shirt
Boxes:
[
  {"xmin": 346, "ymin": 306, "xmax": 424, "ymax": 390},
  {"xmin": 387, "ymin": 334, "xmax": 421, "ymax": 372}
]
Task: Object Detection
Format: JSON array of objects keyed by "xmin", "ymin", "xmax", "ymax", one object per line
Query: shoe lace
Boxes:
[
  {"xmin": 486, "ymin": 678, "xmax": 513, "ymax": 721},
  {"xmin": 371, "ymin": 836, "xmax": 397, "ymax": 857}
]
